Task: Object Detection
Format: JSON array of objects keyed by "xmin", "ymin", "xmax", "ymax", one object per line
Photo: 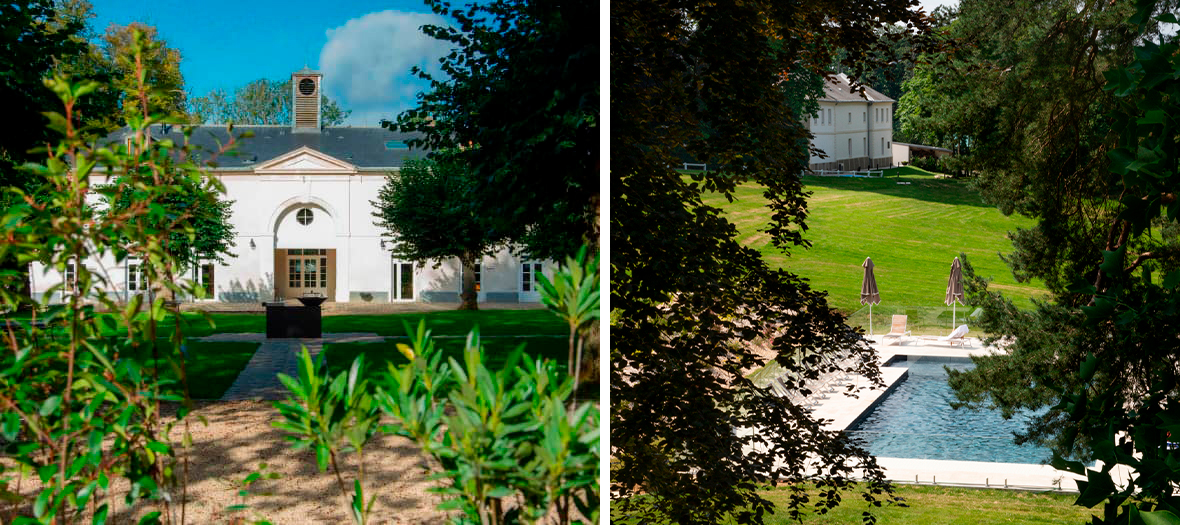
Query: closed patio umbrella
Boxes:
[
  {"xmin": 861, "ymin": 257, "xmax": 881, "ymax": 335},
  {"xmin": 945, "ymin": 257, "xmax": 965, "ymax": 327}
]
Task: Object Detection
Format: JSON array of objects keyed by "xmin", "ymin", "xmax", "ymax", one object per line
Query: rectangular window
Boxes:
[
  {"xmin": 289, "ymin": 259, "xmax": 301, "ymax": 288},
  {"xmin": 521, "ymin": 262, "xmax": 542, "ymax": 292},
  {"xmin": 127, "ymin": 260, "xmax": 146, "ymax": 292},
  {"xmin": 827, "ymin": 109, "xmax": 831, "ymax": 124},
  {"xmin": 475, "ymin": 263, "xmax": 482, "ymax": 292},
  {"xmin": 392, "ymin": 261, "xmax": 414, "ymax": 300},
  {"xmin": 320, "ymin": 257, "xmax": 327, "ymax": 288},
  {"xmin": 304, "ymin": 259, "xmax": 317, "ymax": 288},
  {"xmin": 64, "ymin": 262, "xmax": 76, "ymax": 293},
  {"xmin": 199, "ymin": 262, "xmax": 214, "ymax": 298},
  {"xmin": 848, "ymin": 112, "xmax": 851, "ymax": 123}
]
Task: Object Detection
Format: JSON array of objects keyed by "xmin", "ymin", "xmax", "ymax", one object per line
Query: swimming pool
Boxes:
[{"xmin": 847, "ymin": 356, "xmax": 1053, "ymax": 464}]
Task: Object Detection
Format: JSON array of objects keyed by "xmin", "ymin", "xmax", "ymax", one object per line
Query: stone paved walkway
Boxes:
[{"xmin": 200, "ymin": 332, "xmax": 385, "ymax": 401}]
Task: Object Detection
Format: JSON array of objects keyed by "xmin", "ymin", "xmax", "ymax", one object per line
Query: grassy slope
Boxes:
[
  {"xmin": 700, "ymin": 168, "xmax": 1047, "ymax": 314},
  {"xmin": 614, "ymin": 485, "xmax": 1097, "ymax": 524}
]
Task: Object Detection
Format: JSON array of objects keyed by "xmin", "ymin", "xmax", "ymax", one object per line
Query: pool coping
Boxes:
[{"xmin": 805, "ymin": 337, "xmax": 1095, "ymax": 491}]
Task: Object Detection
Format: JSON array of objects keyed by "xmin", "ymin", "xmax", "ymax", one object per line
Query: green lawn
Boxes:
[
  {"xmin": 700, "ymin": 169, "xmax": 1048, "ymax": 330},
  {"xmin": 321, "ymin": 335, "xmax": 569, "ymax": 378},
  {"xmin": 157, "ymin": 309, "xmax": 566, "ymax": 338},
  {"xmin": 179, "ymin": 340, "xmax": 260, "ymax": 399},
  {"xmin": 614, "ymin": 484, "xmax": 1098, "ymax": 524}
]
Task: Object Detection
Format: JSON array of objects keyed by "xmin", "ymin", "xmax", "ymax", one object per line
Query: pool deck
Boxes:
[{"xmin": 802, "ymin": 335, "xmax": 1108, "ymax": 492}]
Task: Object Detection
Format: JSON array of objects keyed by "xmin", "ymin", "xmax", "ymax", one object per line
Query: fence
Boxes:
[
  {"xmin": 805, "ymin": 169, "xmax": 885, "ymax": 177},
  {"xmin": 845, "ymin": 304, "xmax": 983, "ymax": 337}
]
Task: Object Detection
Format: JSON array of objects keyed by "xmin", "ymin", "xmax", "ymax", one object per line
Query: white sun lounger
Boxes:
[
  {"xmin": 938, "ymin": 324, "xmax": 970, "ymax": 347},
  {"xmin": 880, "ymin": 315, "xmax": 911, "ymax": 345}
]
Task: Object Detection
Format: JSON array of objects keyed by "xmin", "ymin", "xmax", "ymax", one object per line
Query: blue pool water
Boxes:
[{"xmin": 847, "ymin": 356, "xmax": 1053, "ymax": 464}]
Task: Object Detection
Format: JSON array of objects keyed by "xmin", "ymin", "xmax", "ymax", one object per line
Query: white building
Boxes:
[
  {"xmin": 806, "ymin": 74, "xmax": 894, "ymax": 171},
  {"xmin": 31, "ymin": 68, "xmax": 550, "ymax": 305},
  {"xmin": 891, "ymin": 141, "xmax": 952, "ymax": 167}
]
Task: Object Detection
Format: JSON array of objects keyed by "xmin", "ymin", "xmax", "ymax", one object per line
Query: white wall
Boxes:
[
  {"xmin": 810, "ymin": 101, "xmax": 894, "ymax": 165},
  {"xmin": 31, "ymin": 164, "xmax": 552, "ymax": 305}
]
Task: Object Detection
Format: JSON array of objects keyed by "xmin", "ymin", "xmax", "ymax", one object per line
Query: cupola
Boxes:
[{"xmin": 291, "ymin": 67, "xmax": 322, "ymax": 132}]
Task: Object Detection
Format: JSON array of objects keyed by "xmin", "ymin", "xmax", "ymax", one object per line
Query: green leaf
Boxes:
[
  {"xmin": 1099, "ymin": 246, "xmax": 1126, "ymax": 276},
  {"xmin": 92, "ymin": 503, "xmax": 109, "ymax": 525},
  {"xmin": 1139, "ymin": 508, "xmax": 1180, "ymax": 525},
  {"xmin": 1075, "ymin": 468, "xmax": 1115, "ymax": 508},
  {"xmin": 1164, "ymin": 270, "xmax": 1180, "ymax": 290},
  {"xmin": 1079, "ymin": 353, "xmax": 1099, "ymax": 381},
  {"xmin": 39, "ymin": 395, "xmax": 61, "ymax": 417}
]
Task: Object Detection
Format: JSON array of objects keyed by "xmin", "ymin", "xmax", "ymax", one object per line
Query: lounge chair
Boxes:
[
  {"xmin": 938, "ymin": 324, "xmax": 970, "ymax": 347},
  {"xmin": 880, "ymin": 315, "xmax": 911, "ymax": 345}
]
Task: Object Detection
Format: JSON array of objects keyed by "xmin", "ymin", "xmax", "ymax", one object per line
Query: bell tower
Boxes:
[{"xmin": 291, "ymin": 67, "xmax": 322, "ymax": 132}]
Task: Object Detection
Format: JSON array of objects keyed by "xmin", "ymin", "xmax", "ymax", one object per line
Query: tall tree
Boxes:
[
  {"xmin": 0, "ymin": 0, "xmax": 94, "ymax": 307},
  {"xmin": 371, "ymin": 157, "xmax": 507, "ymax": 310},
  {"xmin": 949, "ymin": 0, "xmax": 1180, "ymax": 520},
  {"xmin": 46, "ymin": 0, "xmax": 121, "ymax": 135},
  {"xmin": 611, "ymin": 0, "xmax": 932, "ymax": 523},
  {"xmin": 99, "ymin": 22, "xmax": 186, "ymax": 127},
  {"xmin": 102, "ymin": 172, "xmax": 237, "ymax": 270},
  {"xmin": 892, "ymin": 0, "xmax": 1176, "ymax": 461},
  {"xmin": 393, "ymin": 0, "xmax": 598, "ymax": 262},
  {"xmin": 0, "ymin": 0, "xmax": 89, "ymax": 178},
  {"xmin": 188, "ymin": 78, "xmax": 351, "ymax": 127}
]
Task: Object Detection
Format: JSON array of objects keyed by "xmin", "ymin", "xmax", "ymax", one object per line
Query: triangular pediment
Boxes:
[{"xmin": 254, "ymin": 146, "xmax": 357, "ymax": 174}]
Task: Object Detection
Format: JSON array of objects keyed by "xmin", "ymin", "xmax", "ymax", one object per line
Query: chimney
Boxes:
[{"xmin": 291, "ymin": 67, "xmax": 322, "ymax": 132}]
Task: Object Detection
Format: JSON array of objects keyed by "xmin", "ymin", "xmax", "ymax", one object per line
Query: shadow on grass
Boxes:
[
  {"xmin": 802, "ymin": 173, "xmax": 995, "ymax": 209},
  {"xmin": 181, "ymin": 341, "xmax": 261, "ymax": 399}
]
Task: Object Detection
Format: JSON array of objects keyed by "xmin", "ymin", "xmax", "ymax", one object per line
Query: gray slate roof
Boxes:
[
  {"xmin": 111, "ymin": 125, "xmax": 428, "ymax": 170},
  {"xmin": 820, "ymin": 73, "xmax": 894, "ymax": 103}
]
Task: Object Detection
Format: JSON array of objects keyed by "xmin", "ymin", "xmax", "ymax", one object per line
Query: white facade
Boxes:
[
  {"xmin": 805, "ymin": 74, "xmax": 894, "ymax": 171},
  {"xmin": 30, "ymin": 70, "xmax": 553, "ymax": 306}
]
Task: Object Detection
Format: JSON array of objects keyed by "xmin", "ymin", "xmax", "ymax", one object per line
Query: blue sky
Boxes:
[{"xmin": 89, "ymin": 0, "xmax": 453, "ymax": 126}]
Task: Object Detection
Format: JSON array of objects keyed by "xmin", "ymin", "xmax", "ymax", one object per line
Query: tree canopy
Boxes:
[
  {"xmin": 99, "ymin": 22, "xmax": 187, "ymax": 126},
  {"xmin": 0, "ymin": 0, "xmax": 91, "ymax": 182},
  {"xmin": 392, "ymin": 0, "xmax": 598, "ymax": 262},
  {"xmin": 371, "ymin": 157, "xmax": 507, "ymax": 310},
  {"xmin": 102, "ymin": 172, "xmax": 236, "ymax": 270},
  {"xmin": 900, "ymin": 0, "xmax": 1180, "ymax": 520},
  {"xmin": 611, "ymin": 0, "xmax": 932, "ymax": 522},
  {"xmin": 188, "ymin": 78, "xmax": 351, "ymax": 127}
]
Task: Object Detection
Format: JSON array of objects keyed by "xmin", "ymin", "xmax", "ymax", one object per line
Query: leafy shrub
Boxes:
[
  {"xmin": 275, "ymin": 321, "xmax": 599, "ymax": 524},
  {"xmin": 0, "ymin": 30, "xmax": 241, "ymax": 524}
]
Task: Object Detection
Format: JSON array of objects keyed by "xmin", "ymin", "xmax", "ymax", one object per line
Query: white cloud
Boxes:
[{"xmin": 318, "ymin": 10, "xmax": 450, "ymax": 126}]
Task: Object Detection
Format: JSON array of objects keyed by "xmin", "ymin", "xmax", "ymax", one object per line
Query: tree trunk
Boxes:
[{"xmin": 459, "ymin": 251, "xmax": 479, "ymax": 311}]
